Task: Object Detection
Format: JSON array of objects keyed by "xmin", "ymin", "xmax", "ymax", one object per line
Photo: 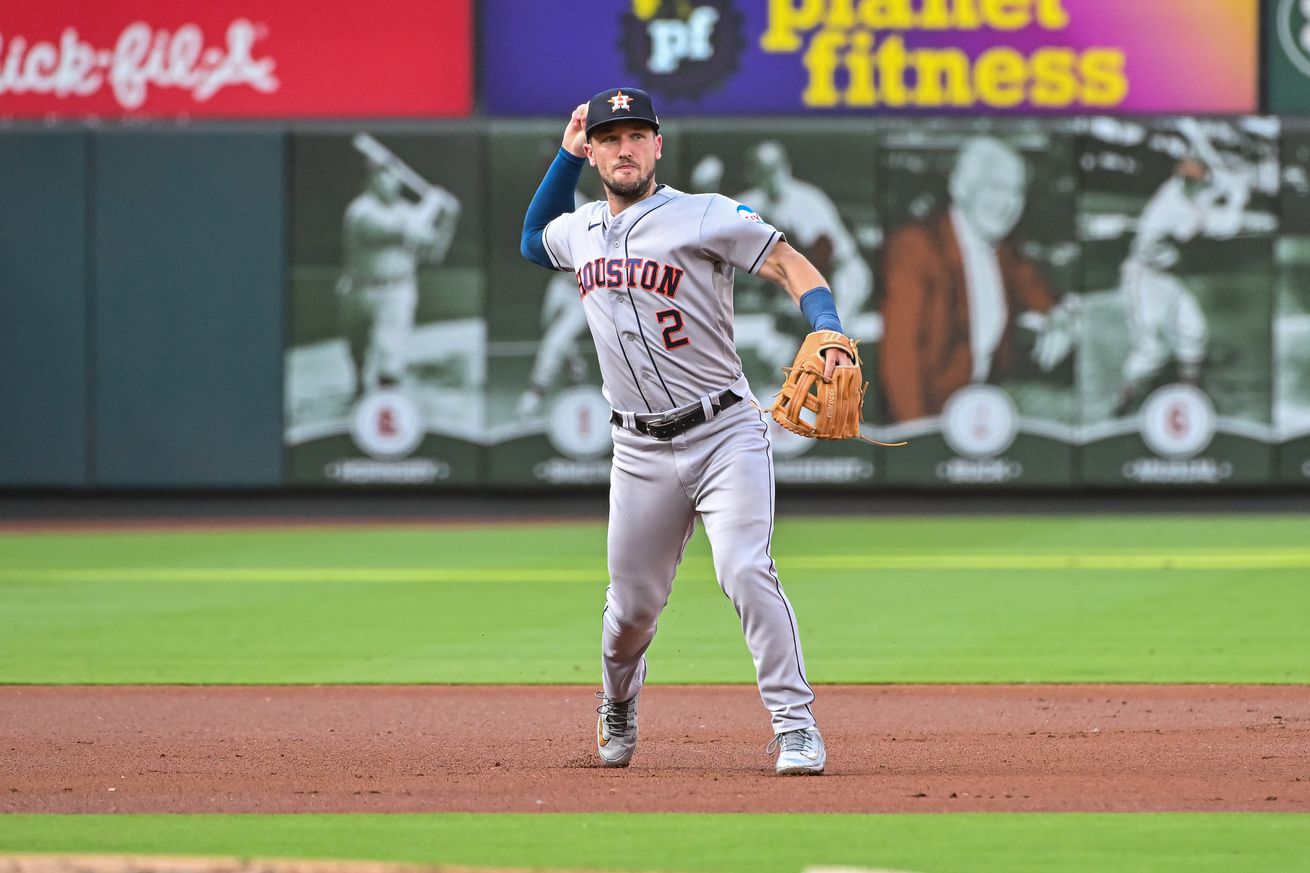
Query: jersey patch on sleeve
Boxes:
[{"xmin": 736, "ymin": 203, "xmax": 763, "ymax": 223}]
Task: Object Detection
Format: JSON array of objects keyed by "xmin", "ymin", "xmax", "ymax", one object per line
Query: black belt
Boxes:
[{"xmin": 611, "ymin": 390, "xmax": 742, "ymax": 440}]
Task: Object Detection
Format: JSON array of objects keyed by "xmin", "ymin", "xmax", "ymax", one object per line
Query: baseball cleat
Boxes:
[
  {"xmin": 769, "ymin": 726, "xmax": 826, "ymax": 775},
  {"xmin": 595, "ymin": 690, "xmax": 640, "ymax": 767}
]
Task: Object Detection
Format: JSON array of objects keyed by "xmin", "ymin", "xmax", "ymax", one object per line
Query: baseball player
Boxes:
[
  {"xmin": 520, "ymin": 88, "xmax": 852, "ymax": 775},
  {"xmin": 1113, "ymin": 146, "xmax": 1249, "ymax": 415},
  {"xmin": 338, "ymin": 154, "xmax": 460, "ymax": 396}
]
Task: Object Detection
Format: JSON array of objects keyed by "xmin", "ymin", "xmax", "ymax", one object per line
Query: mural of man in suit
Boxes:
[{"xmin": 879, "ymin": 136, "xmax": 1075, "ymax": 423}]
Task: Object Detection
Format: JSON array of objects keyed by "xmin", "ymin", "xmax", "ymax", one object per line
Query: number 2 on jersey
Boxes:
[{"xmin": 656, "ymin": 308, "xmax": 689, "ymax": 350}]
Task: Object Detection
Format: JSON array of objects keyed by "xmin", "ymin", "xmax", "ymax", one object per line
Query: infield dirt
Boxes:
[{"xmin": 2, "ymin": 684, "xmax": 1305, "ymax": 814}]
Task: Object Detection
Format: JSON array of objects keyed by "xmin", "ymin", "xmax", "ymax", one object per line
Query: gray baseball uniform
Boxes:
[{"xmin": 542, "ymin": 187, "xmax": 816, "ymax": 733}]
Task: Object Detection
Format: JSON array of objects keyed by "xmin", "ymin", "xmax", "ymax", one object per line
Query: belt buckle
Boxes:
[
  {"xmin": 645, "ymin": 392, "xmax": 735, "ymax": 440},
  {"xmin": 646, "ymin": 415, "xmax": 680, "ymax": 440},
  {"xmin": 651, "ymin": 406, "xmax": 709, "ymax": 440}
]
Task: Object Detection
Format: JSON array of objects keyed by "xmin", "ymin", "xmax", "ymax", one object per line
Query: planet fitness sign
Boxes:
[{"xmin": 482, "ymin": 0, "xmax": 1256, "ymax": 114}]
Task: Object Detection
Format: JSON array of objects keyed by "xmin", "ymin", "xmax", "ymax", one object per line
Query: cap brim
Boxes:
[{"xmin": 586, "ymin": 116, "xmax": 660, "ymax": 137}]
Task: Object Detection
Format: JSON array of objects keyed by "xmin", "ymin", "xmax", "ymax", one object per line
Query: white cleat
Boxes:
[
  {"xmin": 596, "ymin": 691, "xmax": 640, "ymax": 767},
  {"xmin": 770, "ymin": 726, "xmax": 826, "ymax": 775}
]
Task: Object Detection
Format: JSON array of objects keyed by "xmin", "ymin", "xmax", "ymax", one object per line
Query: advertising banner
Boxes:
[
  {"xmin": 1077, "ymin": 117, "xmax": 1279, "ymax": 486},
  {"xmin": 284, "ymin": 130, "xmax": 485, "ymax": 486},
  {"xmin": 873, "ymin": 119, "xmax": 1080, "ymax": 486},
  {"xmin": 0, "ymin": 0, "xmax": 471, "ymax": 119},
  {"xmin": 1276, "ymin": 121, "xmax": 1310, "ymax": 481},
  {"xmin": 482, "ymin": 0, "xmax": 1256, "ymax": 117},
  {"xmin": 1266, "ymin": 0, "xmax": 1310, "ymax": 112},
  {"xmin": 483, "ymin": 124, "xmax": 622, "ymax": 487}
]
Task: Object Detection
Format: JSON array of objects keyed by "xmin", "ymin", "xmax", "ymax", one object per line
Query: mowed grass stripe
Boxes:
[
  {"xmin": 1, "ymin": 812, "xmax": 1307, "ymax": 873},
  {"xmin": 6, "ymin": 548, "xmax": 1310, "ymax": 582},
  {"xmin": 3, "ymin": 515, "xmax": 1308, "ymax": 683}
]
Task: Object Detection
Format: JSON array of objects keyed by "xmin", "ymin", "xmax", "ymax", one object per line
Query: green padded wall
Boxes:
[
  {"xmin": 91, "ymin": 131, "xmax": 286, "ymax": 487},
  {"xmin": 0, "ymin": 131, "xmax": 91, "ymax": 487}
]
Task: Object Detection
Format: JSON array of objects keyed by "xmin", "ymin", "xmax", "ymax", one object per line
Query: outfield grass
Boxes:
[
  {"xmin": 1, "ymin": 515, "xmax": 1306, "ymax": 684},
  {"xmin": 1, "ymin": 813, "xmax": 1307, "ymax": 873}
]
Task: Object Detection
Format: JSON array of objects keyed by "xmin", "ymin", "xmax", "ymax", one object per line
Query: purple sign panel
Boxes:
[{"xmin": 482, "ymin": 0, "xmax": 1256, "ymax": 116}]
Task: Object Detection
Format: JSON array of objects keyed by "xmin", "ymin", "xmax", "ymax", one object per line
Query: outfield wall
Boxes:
[{"xmin": 2, "ymin": 117, "xmax": 1308, "ymax": 490}]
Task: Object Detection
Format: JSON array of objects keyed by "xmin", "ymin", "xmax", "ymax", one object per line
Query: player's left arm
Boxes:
[
  {"xmin": 699, "ymin": 195, "xmax": 851, "ymax": 378},
  {"xmin": 757, "ymin": 240, "xmax": 852, "ymax": 378}
]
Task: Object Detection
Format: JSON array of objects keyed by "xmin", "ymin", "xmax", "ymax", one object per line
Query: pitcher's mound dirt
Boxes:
[{"xmin": 2, "ymin": 684, "xmax": 1306, "ymax": 814}]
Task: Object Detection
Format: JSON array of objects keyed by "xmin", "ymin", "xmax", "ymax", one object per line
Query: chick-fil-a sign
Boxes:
[{"xmin": 0, "ymin": 1, "xmax": 471, "ymax": 118}]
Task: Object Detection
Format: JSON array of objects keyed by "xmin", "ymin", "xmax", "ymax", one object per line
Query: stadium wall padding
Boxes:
[
  {"xmin": 1, "ymin": 120, "xmax": 1308, "ymax": 491},
  {"xmin": 0, "ymin": 131, "xmax": 92, "ymax": 487},
  {"xmin": 89, "ymin": 130, "xmax": 286, "ymax": 488}
]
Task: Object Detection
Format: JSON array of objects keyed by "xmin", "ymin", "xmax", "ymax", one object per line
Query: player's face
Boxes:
[
  {"xmin": 369, "ymin": 165, "xmax": 402, "ymax": 202},
  {"xmin": 587, "ymin": 121, "xmax": 662, "ymax": 199},
  {"xmin": 1176, "ymin": 158, "xmax": 1211, "ymax": 195},
  {"xmin": 1177, "ymin": 158, "xmax": 1209, "ymax": 181},
  {"xmin": 960, "ymin": 152, "xmax": 1026, "ymax": 243}
]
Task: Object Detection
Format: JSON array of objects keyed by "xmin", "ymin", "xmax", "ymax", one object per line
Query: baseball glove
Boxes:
[{"xmin": 770, "ymin": 330, "xmax": 906, "ymax": 446}]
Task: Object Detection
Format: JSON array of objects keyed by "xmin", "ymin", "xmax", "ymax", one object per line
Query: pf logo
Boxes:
[
  {"xmin": 1139, "ymin": 384, "xmax": 1216, "ymax": 460},
  {"xmin": 350, "ymin": 389, "xmax": 424, "ymax": 460},
  {"xmin": 621, "ymin": 0, "xmax": 744, "ymax": 99},
  {"xmin": 940, "ymin": 385, "xmax": 1019, "ymax": 460},
  {"xmin": 647, "ymin": 6, "xmax": 719, "ymax": 73}
]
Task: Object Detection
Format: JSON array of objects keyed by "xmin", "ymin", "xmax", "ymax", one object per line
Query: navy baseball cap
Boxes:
[{"xmin": 586, "ymin": 87, "xmax": 660, "ymax": 138}]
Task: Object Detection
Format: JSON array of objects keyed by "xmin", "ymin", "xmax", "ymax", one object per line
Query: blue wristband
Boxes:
[{"xmin": 799, "ymin": 287, "xmax": 843, "ymax": 333}]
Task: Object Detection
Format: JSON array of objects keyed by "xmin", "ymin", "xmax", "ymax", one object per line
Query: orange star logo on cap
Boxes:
[{"xmin": 608, "ymin": 91, "xmax": 633, "ymax": 112}]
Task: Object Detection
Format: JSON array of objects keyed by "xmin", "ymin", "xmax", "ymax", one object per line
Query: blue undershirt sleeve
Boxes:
[
  {"xmin": 799, "ymin": 287, "xmax": 843, "ymax": 333},
  {"xmin": 520, "ymin": 148, "xmax": 585, "ymax": 269}
]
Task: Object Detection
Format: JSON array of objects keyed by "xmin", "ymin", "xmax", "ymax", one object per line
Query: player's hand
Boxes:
[
  {"xmin": 563, "ymin": 103, "xmax": 588, "ymax": 158},
  {"xmin": 1029, "ymin": 297, "xmax": 1079, "ymax": 372},
  {"xmin": 822, "ymin": 347, "xmax": 853, "ymax": 380}
]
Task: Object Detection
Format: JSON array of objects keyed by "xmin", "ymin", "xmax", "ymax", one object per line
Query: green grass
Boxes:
[
  {"xmin": 1, "ymin": 813, "xmax": 1307, "ymax": 873},
  {"xmin": 1, "ymin": 515, "xmax": 1307, "ymax": 684},
  {"xmin": 4, "ymin": 518, "xmax": 1307, "ymax": 871}
]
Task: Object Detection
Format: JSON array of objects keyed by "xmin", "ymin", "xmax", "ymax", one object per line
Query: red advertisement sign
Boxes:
[{"xmin": 0, "ymin": 0, "xmax": 471, "ymax": 119}]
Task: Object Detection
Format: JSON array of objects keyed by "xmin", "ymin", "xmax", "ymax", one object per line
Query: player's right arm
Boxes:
[{"xmin": 520, "ymin": 104, "xmax": 589, "ymax": 270}]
